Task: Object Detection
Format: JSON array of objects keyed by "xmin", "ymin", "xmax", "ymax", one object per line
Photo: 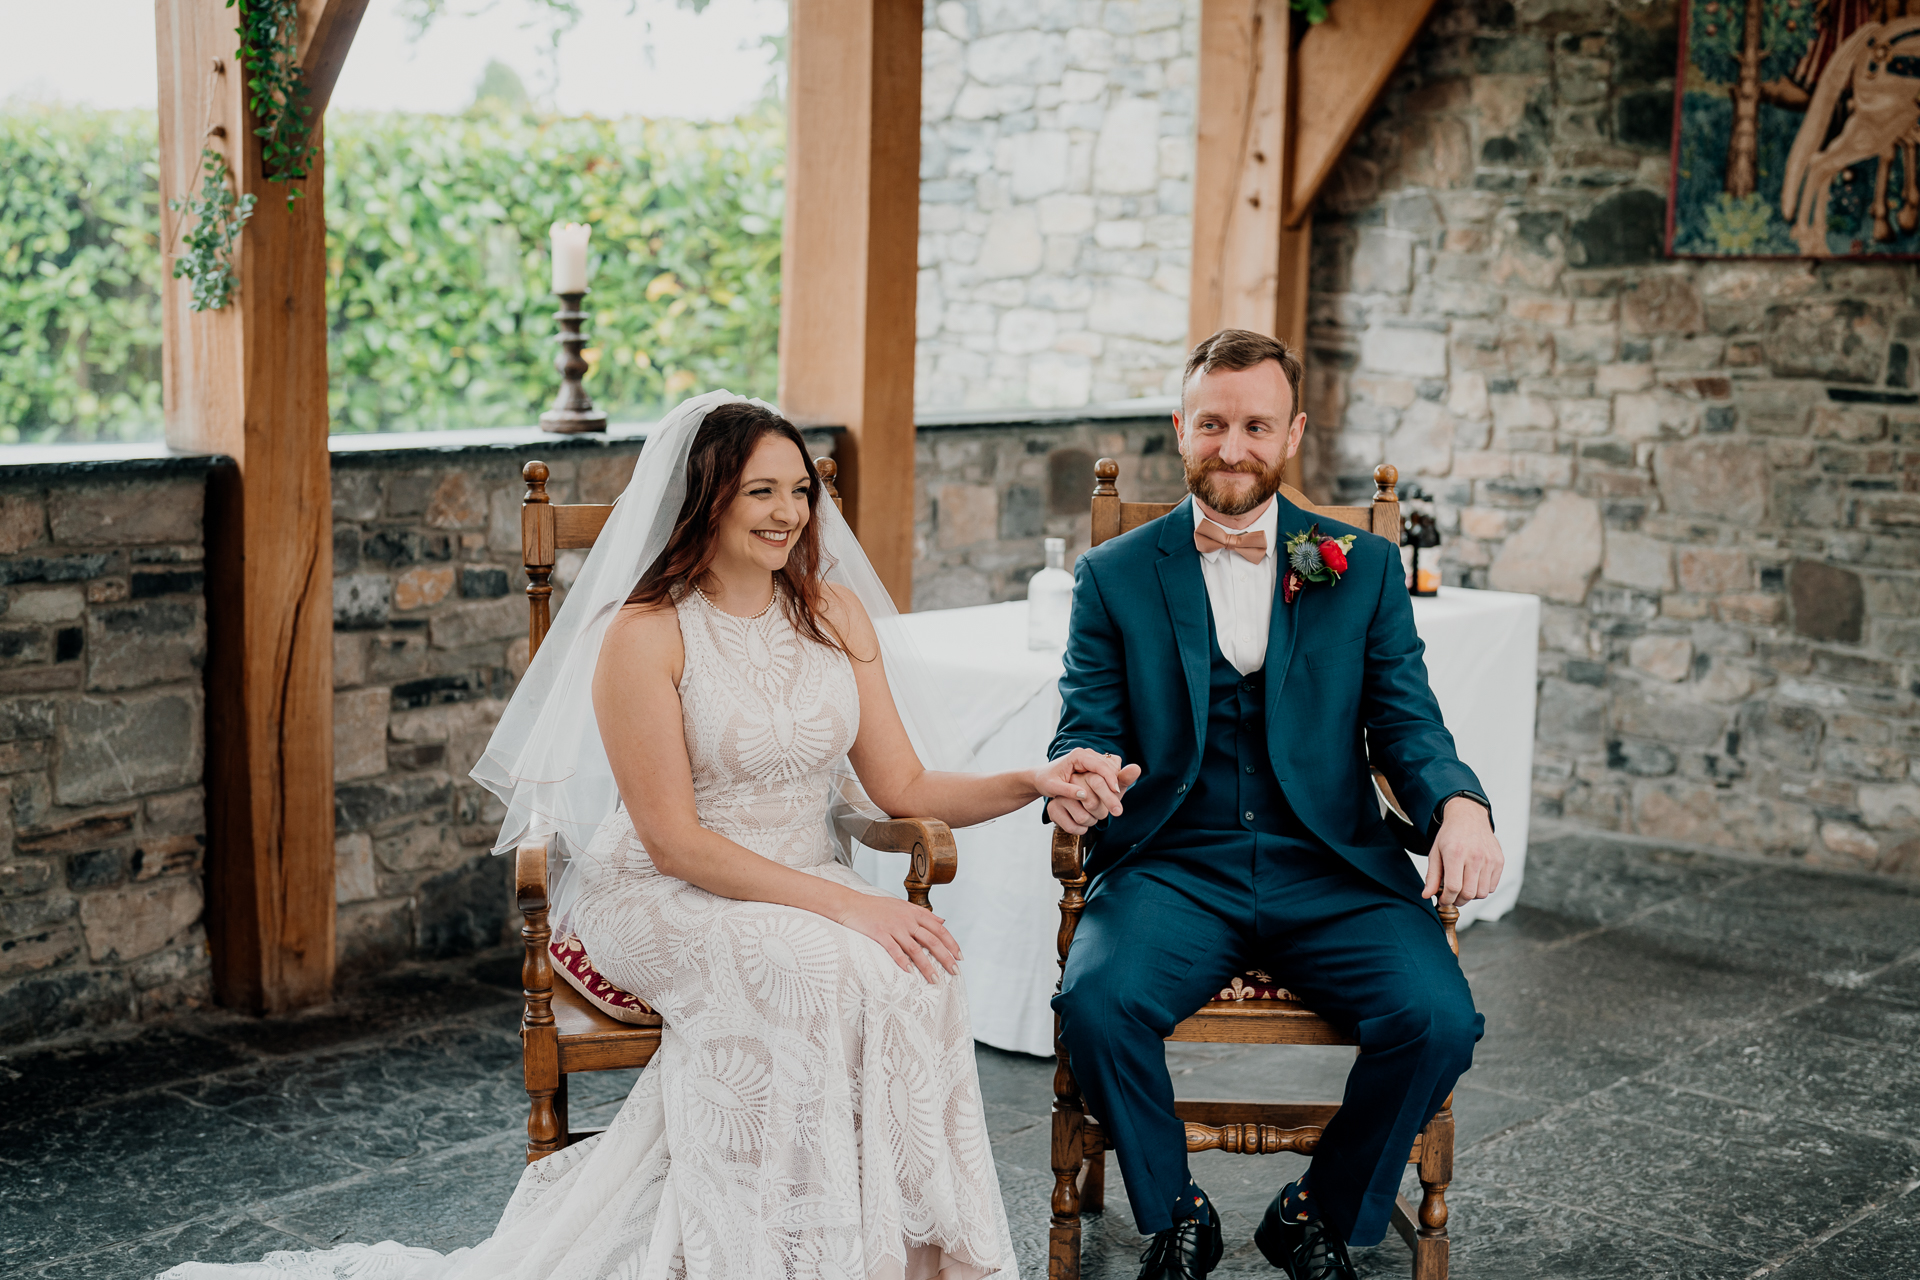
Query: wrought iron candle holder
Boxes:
[{"xmin": 538, "ymin": 290, "xmax": 608, "ymax": 434}]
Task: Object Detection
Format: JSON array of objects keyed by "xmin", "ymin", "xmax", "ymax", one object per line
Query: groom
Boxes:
[{"xmin": 1046, "ymin": 330, "xmax": 1503, "ymax": 1280}]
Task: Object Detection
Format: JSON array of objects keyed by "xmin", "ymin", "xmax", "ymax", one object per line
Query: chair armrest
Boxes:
[
  {"xmin": 1050, "ymin": 825, "xmax": 1084, "ymax": 883},
  {"xmin": 861, "ymin": 817, "xmax": 957, "ymax": 908}
]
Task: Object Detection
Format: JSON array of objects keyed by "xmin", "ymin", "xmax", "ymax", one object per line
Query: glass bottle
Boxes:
[{"xmin": 1027, "ymin": 537, "xmax": 1074, "ymax": 650}]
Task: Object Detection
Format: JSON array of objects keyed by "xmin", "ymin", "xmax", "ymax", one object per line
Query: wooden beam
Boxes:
[
  {"xmin": 1188, "ymin": 0, "xmax": 1290, "ymax": 349},
  {"xmin": 1286, "ymin": 0, "xmax": 1441, "ymax": 226},
  {"xmin": 778, "ymin": 0, "xmax": 921, "ymax": 608},
  {"xmin": 157, "ymin": 0, "xmax": 337, "ymax": 1014},
  {"xmin": 298, "ymin": 0, "xmax": 372, "ymax": 118}
]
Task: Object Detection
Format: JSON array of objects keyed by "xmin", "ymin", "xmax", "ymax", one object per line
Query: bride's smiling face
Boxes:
[{"xmin": 713, "ymin": 434, "xmax": 813, "ymax": 574}]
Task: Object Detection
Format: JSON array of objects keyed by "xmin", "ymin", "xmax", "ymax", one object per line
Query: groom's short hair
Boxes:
[{"xmin": 1183, "ymin": 329, "xmax": 1304, "ymax": 419}]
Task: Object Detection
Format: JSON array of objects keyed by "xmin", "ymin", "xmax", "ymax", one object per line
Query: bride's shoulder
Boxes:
[
  {"xmin": 601, "ymin": 598, "xmax": 684, "ymax": 667},
  {"xmin": 816, "ymin": 580, "xmax": 873, "ymax": 635}
]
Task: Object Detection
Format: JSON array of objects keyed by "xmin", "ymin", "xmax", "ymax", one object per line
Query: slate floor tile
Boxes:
[
  {"xmin": 1648, "ymin": 1007, "xmax": 1920, "ymax": 1142},
  {"xmin": 1461, "ymin": 1080, "xmax": 1920, "ymax": 1261},
  {"xmin": 0, "ymin": 1026, "xmax": 255, "ymax": 1126},
  {"xmin": 0, "ymin": 1091, "xmax": 363, "ymax": 1267},
  {"xmin": 1454, "ymin": 905, "xmax": 1587, "ymax": 978},
  {"xmin": 1766, "ymin": 1183, "xmax": 1920, "ymax": 1280},
  {"xmin": 259, "ymin": 1132, "xmax": 527, "ymax": 1255},
  {"xmin": 1437, "ymin": 1183, "xmax": 1750, "ymax": 1280},
  {"xmin": 1629, "ymin": 867, "xmax": 1920, "ymax": 977},
  {"xmin": 1515, "ymin": 837, "xmax": 1757, "ymax": 927},
  {"xmin": 32, "ymin": 1211, "xmax": 311, "ymax": 1280}
]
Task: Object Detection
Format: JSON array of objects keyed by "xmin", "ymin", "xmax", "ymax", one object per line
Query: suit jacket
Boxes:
[{"xmin": 1048, "ymin": 494, "xmax": 1485, "ymax": 903}]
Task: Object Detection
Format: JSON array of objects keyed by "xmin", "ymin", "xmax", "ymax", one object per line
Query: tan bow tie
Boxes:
[{"xmin": 1194, "ymin": 523, "xmax": 1267, "ymax": 563}]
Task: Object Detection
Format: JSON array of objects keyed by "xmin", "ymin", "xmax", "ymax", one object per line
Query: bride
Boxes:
[{"xmin": 159, "ymin": 392, "xmax": 1133, "ymax": 1280}]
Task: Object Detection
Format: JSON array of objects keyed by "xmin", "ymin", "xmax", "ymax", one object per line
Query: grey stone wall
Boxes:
[
  {"xmin": 912, "ymin": 405, "xmax": 1183, "ymax": 609},
  {"xmin": 917, "ymin": 0, "xmax": 1197, "ymax": 410},
  {"xmin": 0, "ymin": 461, "xmax": 215, "ymax": 1042},
  {"xmin": 1305, "ymin": 0, "xmax": 1920, "ymax": 877},
  {"xmin": 328, "ymin": 441, "xmax": 642, "ymax": 978}
]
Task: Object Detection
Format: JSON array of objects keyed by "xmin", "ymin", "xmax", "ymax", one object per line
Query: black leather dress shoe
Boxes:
[
  {"xmin": 1137, "ymin": 1204, "xmax": 1223, "ymax": 1279},
  {"xmin": 1254, "ymin": 1193, "xmax": 1356, "ymax": 1280}
]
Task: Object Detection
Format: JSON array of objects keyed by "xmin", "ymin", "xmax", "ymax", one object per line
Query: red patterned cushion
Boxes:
[
  {"xmin": 550, "ymin": 933, "xmax": 657, "ymax": 1024},
  {"xmin": 1211, "ymin": 969, "xmax": 1300, "ymax": 1003}
]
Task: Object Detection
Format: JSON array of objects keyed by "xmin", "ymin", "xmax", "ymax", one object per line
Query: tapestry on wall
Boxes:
[{"xmin": 1670, "ymin": 0, "xmax": 1920, "ymax": 258}]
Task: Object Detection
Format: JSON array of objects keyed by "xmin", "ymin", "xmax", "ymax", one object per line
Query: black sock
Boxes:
[
  {"xmin": 1280, "ymin": 1175, "xmax": 1317, "ymax": 1225},
  {"xmin": 1171, "ymin": 1175, "xmax": 1215, "ymax": 1225}
]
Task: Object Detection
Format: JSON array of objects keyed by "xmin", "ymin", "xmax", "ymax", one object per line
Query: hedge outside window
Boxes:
[{"xmin": 0, "ymin": 105, "xmax": 784, "ymax": 443}]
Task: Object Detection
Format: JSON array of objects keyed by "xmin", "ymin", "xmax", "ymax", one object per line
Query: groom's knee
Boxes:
[
  {"xmin": 1054, "ymin": 971, "xmax": 1174, "ymax": 1061},
  {"xmin": 1359, "ymin": 984, "xmax": 1481, "ymax": 1070}
]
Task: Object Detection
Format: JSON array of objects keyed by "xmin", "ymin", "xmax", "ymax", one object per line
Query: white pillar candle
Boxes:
[{"xmin": 550, "ymin": 222, "xmax": 591, "ymax": 294}]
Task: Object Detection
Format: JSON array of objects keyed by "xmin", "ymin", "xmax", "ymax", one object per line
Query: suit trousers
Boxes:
[{"xmin": 1052, "ymin": 832, "xmax": 1482, "ymax": 1247}]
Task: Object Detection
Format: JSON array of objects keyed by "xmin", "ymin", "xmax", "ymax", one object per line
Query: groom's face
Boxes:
[{"xmin": 1173, "ymin": 361, "xmax": 1307, "ymax": 520}]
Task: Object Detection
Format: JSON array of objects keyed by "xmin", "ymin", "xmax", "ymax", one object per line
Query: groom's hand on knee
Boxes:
[{"xmin": 1423, "ymin": 796, "xmax": 1503, "ymax": 906}]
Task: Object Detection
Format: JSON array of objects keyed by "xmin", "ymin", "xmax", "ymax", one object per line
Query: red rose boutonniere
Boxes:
[{"xmin": 1281, "ymin": 523, "xmax": 1358, "ymax": 604}]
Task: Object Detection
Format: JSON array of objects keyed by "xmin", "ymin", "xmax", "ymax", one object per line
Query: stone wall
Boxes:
[
  {"xmin": 916, "ymin": 0, "xmax": 1197, "ymax": 410},
  {"xmin": 0, "ymin": 459, "xmax": 216, "ymax": 1042},
  {"xmin": 328, "ymin": 438, "xmax": 644, "ymax": 979},
  {"xmin": 1304, "ymin": 0, "xmax": 1920, "ymax": 877},
  {"xmin": 912, "ymin": 405, "xmax": 1182, "ymax": 609}
]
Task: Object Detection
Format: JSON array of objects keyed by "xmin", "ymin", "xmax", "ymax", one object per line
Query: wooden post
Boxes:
[
  {"xmin": 1190, "ymin": 0, "xmax": 1441, "ymax": 491},
  {"xmin": 778, "ymin": 0, "xmax": 921, "ymax": 608},
  {"xmin": 156, "ymin": 0, "xmax": 366, "ymax": 1013}
]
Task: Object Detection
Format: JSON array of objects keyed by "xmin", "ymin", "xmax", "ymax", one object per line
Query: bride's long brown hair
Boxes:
[{"xmin": 627, "ymin": 401, "xmax": 850, "ymax": 655}]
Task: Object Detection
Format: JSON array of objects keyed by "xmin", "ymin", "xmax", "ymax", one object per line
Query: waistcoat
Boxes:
[{"xmin": 1173, "ymin": 609, "xmax": 1294, "ymax": 838}]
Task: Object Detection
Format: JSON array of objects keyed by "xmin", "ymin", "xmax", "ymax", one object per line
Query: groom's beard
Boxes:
[{"xmin": 1184, "ymin": 452, "xmax": 1287, "ymax": 517}]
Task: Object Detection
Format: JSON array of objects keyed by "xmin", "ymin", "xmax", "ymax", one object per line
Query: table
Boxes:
[{"xmin": 853, "ymin": 587, "xmax": 1541, "ymax": 1057}]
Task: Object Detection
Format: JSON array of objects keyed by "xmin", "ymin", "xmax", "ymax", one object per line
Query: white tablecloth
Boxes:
[{"xmin": 853, "ymin": 587, "xmax": 1540, "ymax": 1057}]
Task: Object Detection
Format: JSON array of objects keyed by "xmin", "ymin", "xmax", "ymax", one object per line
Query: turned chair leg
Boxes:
[
  {"xmin": 1413, "ymin": 1103, "xmax": 1454, "ymax": 1280},
  {"xmin": 1049, "ymin": 1049, "xmax": 1087, "ymax": 1280},
  {"xmin": 1079, "ymin": 1137, "xmax": 1106, "ymax": 1215}
]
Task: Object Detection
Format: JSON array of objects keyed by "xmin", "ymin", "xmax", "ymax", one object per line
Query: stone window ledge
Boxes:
[
  {"xmin": 0, "ymin": 403, "xmax": 1179, "ymax": 480},
  {"xmin": 915, "ymin": 397, "xmax": 1179, "ymax": 431}
]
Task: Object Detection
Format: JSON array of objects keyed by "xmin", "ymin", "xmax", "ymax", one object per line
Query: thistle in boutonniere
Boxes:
[{"xmin": 1281, "ymin": 523, "xmax": 1357, "ymax": 604}]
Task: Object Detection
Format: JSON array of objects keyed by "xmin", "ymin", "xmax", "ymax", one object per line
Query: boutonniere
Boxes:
[{"xmin": 1281, "ymin": 524, "xmax": 1356, "ymax": 604}]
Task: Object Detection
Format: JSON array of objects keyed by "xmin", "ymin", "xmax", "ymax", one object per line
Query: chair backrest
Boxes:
[
  {"xmin": 520, "ymin": 456, "xmax": 842, "ymax": 658},
  {"xmin": 1090, "ymin": 458, "xmax": 1402, "ymax": 549}
]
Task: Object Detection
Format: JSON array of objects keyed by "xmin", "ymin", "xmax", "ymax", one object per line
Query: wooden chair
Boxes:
[
  {"xmin": 1046, "ymin": 460, "xmax": 1461, "ymax": 1280},
  {"xmin": 514, "ymin": 456, "xmax": 961, "ymax": 1161}
]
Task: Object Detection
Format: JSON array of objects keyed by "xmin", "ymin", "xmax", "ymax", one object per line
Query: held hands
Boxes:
[
  {"xmin": 1424, "ymin": 796, "xmax": 1504, "ymax": 907},
  {"xmin": 1038, "ymin": 748, "xmax": 1142, "ymax": 835},
  {"xmin": 836, "ymin": 891, "xmax": 964, "ymax": 984}
]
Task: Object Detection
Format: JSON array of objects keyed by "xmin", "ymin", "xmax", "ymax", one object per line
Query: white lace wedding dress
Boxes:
[{"xmin": 160, "ymin": 587, "xmax": 1016, "ymax": 1280}]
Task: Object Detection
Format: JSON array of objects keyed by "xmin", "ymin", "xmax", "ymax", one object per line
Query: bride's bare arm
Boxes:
[
  {"xmin": 592, "ymin": 602, "xmax": 961, "ymax": 981},
  {"xmin": 827, "ymin": 585, "xmax": 1137, "ymax": 827}
]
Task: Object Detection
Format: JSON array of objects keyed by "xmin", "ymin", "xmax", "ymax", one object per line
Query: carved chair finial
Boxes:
[
  {"xmin": 1093, "ymin": 457, "xmax": 1120, "ymax": 498},
  {"xmin": 524, "ymin": 460, "xmax": 551, "ymax": 504},
  {"xmin": 815, "ymin": 457, "xmax": 839, "ymax": 503},
  {"xmin": 1373, "ymin": 463, "xmax": 1398, "ymax": 501}
]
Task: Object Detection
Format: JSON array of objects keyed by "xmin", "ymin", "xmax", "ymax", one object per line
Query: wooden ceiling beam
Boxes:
[
  {"xmin": 778, "ymin": 0, "xmax": 921, "ymax": 608},
  {"xmin": 1285, "ymin": 0, "xmax": 1441, "ymax": 226},
  {"xmin": 298, "ymin": 0, "xmax": 373, "ymax": 118}
]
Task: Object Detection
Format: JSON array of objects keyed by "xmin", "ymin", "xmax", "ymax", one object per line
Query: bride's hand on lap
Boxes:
[
  {"xmin": 837, "ymin": 892, "xmax": 964, "ymax": 983},
  {"xmin": 1039, "ymin": 750, "xmax": 1142, "ymax": 834}
]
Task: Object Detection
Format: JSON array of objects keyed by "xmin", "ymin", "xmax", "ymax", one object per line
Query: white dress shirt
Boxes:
[{"xmin": 1193, "ymin": 497, "xmax": 1281, "ymax": 676}]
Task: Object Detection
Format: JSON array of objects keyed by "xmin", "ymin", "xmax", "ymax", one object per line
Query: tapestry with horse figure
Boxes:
[{"xmin": 1671, "ymin": 0, "xmax": 1920, "ymax": 258}]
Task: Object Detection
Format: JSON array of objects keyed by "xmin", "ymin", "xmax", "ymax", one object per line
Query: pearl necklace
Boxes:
[{"xmin": 691, "ymin": 580, "xmax": 777, "ymax": 620}]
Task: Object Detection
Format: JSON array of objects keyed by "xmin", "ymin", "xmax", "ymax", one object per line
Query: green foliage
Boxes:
[
  {"xmin": 323, "ymin": 108, "xmax": 784, "ymax": 432},
  {"xmin": 1290, "ymin": 0, "xmax": 1333, "ymax": 23},
  {"xmin": 0, "ymin": 108, "xmax": 164, "ymax": 443},
  {"xmin": 1687, "ymin": 0, "xmax": 1815, "ymax": 86},
  {"xmin": 0, "ymin": 105, "xmax": 784, "ymax": 442},
  {"xmin": 229, "ymin": 0, "xmax": 313, "ymax": 201},
  {"xmin": 170, "ymin": 148, "xmax": 257, "ymax": 312}
]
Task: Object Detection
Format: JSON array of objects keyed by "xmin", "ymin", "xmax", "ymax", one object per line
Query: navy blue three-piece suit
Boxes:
[{"xmin": 1047, "ymin": 493, "xmax": 1487, "ymax": 1249}]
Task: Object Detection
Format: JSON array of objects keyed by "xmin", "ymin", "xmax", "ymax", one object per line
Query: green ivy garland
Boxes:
[
  {"xmin": 170, "ymin": 147, "xmax": 257, "ymax": 311},
  {"xmin": 229, "ymin": 0, "xmax": 313, "ymax": 205}
]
